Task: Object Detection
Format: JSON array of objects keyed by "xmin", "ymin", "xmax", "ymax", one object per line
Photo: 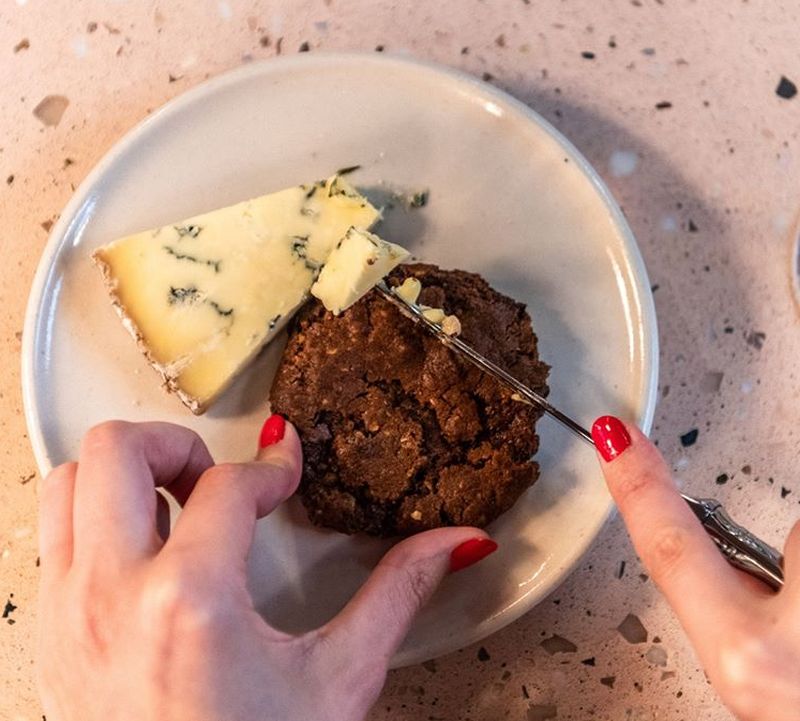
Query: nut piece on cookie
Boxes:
[
  {"xmin": 441, "ymin": 315, "xmax": 462, "ymax": 336},
  {"xmin": 421, "ymin": 306, "xmax": 446, "ymax": 324}
]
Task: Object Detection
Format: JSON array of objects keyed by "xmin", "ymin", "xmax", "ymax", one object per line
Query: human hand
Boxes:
[
  {"xmin": 592, "ymin": 415, "xmax": 800, "ymax": 721},
  {"xmin": 37, "ymin": 416, "xmax": 497, "ymax": 721}
]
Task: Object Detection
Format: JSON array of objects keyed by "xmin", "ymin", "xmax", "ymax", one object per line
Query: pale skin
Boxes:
[{"xmin": 37, "ymin": 418, "xmax": 800, "ymax": 720}]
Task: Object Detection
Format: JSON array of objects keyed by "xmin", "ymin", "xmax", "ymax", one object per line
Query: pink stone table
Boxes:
[{"xmin": 2, "ymin": 2, "xmax": 799, "ymax": 719}]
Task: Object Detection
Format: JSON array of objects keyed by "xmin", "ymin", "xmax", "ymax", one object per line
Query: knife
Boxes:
[{"xmin": 374, "ymin": 280, "xmax": 785, "ymax": 590}]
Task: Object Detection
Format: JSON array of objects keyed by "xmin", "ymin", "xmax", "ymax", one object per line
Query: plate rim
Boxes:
[{"xmin": 21, "ymin": 52, "xmax": 659, "ymax": 664}]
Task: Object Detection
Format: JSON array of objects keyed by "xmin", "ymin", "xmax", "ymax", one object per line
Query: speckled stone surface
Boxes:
[{"xmin": 2, "ymin": 2, "xmax": 799, "ymax": 720}]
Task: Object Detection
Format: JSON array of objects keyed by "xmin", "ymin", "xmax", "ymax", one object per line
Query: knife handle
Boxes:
[{"xmin": 682, "ymin": 495, "xmax": 784, "ymax": 590}]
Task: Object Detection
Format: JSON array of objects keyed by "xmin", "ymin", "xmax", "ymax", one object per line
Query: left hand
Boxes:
[{"xmin": 37, "ymin": 418, "xmax": 493, "ymax": 721}]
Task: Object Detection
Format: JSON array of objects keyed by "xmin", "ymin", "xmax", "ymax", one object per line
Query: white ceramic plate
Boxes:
[{"xmin": 22, "ymin": 54, "xmax": 657, "ymax": 667}]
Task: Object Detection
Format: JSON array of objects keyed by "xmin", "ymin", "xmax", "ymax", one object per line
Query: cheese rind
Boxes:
[
  {"xmin": 93, "ymin": 175, "xmax": 380, "ymax": 413},
  {"xmin": 310, "ymin": 227, "xmax": 410, "ymax": 315}
]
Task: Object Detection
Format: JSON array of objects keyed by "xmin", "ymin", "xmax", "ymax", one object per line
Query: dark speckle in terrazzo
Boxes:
[
  {"xmin": 687, "ymin": 219, "xmax": 699, "ymax": 232},
  {"xmin": 724, "ymin": 325, "xmax": 735, "ymax": 334},
  {"xmin": 3, "ymin": 596, "xmax": 17, "ymax": 624},
  {"xmin": 422, "ymin": 659, "xmax": 437, "ymax": 673},
  {"xmin": 33, "ymin": 95, "xmax": 70, "ymax": 127},
  {"xmin": 608, "ymin": 36, "xmax": 617, "ymax": 48},
  {"xmin": 616, "ymin": 560, "xmax": 626, "ymax": 579},
  {"xmin": 617, "ymin": 614, "xmax": 648, "ymax": 644},
  {"xmin": 741, "ymin": 464, "xmax": 752, "ymax": 475},
  {"xmin": 259, "ymin": 35, "xmax": 270, "ymax": 47},
  {"xmin": 477, "ymin": 646, "xmax": 491, "ymax": 662},
  {"xmin": 776, "ymin": 75, "xmax": 797, "ymax": 100},
  {"xmin": 374, "ymin": 44, "xmax": 384, "ymax": 52},
  {"xmin": 700, "ymin": 371, "xmax": 724, "ymax": 392},
  {"xmin": 781, "ymin": 486, "xmax": 791, "ymax": 499},
  {"xmin": 495, "ymin": 34, "xmax": 506, "ymax": 47},
  {"xmin": 745, "ymin": 330, "xmax": 766, "ymax": 350},
  {"xmin": 581, "ymin": 51, "xmax": 595, "ymax": 59},
  {"xmin": 14, "ymin": 38, "xmax": 30, "ymax": 53},
  {"xmin": 6, "ymin": 175, "xmax": 13, "ymax": 185},
  {"xmin": 716, "ymin": 473, "xmax": 729, "ymax": 485},
  {"xmin": 655, "ymin": 101, "xmax": 673, "ymax": 110},
  {"xmin": 540, "ymin": 635, "xmax": 577, "ymax": 654},
  {"xmin": 600, "ymin": 676, "xmax": 616, "ymax": 688},
  {"xmin": 298, "ymin": 41, "xmax": 310, "ymax": 52},
  {"xmin": 527, "ymin": 704, "xmax": 557, "ymax": 721},
  {"xmin": 680, "ymin": 428, "xmax": 699, "ymax": 447},
  {"xmin": 522, "ymin": 684, "xmax": 530, "ymax": 699},
  {"xmin": 461, "ymin": 46, "xmax": 469, "ymax": 55},
  {"xmin": 482, "ymin": 72, "xmax": 494, "ymax": 82},
  {"xmin": 645, "ymin": 645, "xmax": 669, "ymax": 667},
  {"xmin": 581, "ymin": 657, "xmax": 596, "ymax": 666}
]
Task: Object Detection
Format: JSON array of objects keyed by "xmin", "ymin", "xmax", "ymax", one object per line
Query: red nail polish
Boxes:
[
  {"xmin": 450, "ymin": 538, "xmax": 498, "ymax": 573},
  {"xmin": 259, "ymin": 414, "xmax": 286, "ymax": 449},
  {"xmin": 591, "ymin": 415, "xmax": 631, "ymax": 462}
]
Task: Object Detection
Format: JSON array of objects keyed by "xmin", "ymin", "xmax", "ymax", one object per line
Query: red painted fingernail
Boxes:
[
  {"xmin": 591, "ymin": 415, "xmax": 632, "ymax": 462},
  {"xmin": 449, "ymin": 538, "xmax": 498, "ymax": 573},
  {"xmin": 259, "ymin": 414, "xmax": 286, "ymax": 449}
]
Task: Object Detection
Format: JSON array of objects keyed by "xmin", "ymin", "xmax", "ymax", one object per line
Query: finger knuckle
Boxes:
[
  {"xmin": 381, "ymin": 555, "xmax": 437, "ymax": 614},
  {"xmin": 263, "ymin": 456, "xmax": 302, "ymax": 488},
  {"xmin": 403, "ymin": 562, "xmax": 436, "ymax": 609},
  {"xmin": 46, "ymin": 461, "xmax": 77, "ymax": 483},
  {"xmin": 67, "ymin": 568, "xmax": 117, "ymax": 657},
  {"xmin": 82, "ymin": 420, "xmax": 132, "ymax": 452},
  {"xmin": 613, "ymin": 467, "xmax": 661, "ymax": 507},
  {"xmin": 715, "ymin": 629, "xmax": 773, "ymax": 720},
  {"xmin": 198, "ymin": 462, "xmax": 240, "ymax": 488},
  {"xmin": 141, "ymin": 559, "xmax": 221, "ymax": 639},
  {"xmin": 641, "ymin": 524, "xmax": 689, "ymax": 584}
]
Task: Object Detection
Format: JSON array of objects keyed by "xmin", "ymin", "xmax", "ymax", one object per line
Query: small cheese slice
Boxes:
[
  {"xmin": 93, "ymin": 175, "xmax": 380, "ymax": 413},
  {"xmin": 310, "ymin": 227, "xmax": 410, "ymax": 315}
]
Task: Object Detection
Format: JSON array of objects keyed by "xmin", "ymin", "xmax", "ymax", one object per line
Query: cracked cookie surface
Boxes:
[{"xmin": 269, "ymin": 263, "xmax": 550, "ymax": 536}]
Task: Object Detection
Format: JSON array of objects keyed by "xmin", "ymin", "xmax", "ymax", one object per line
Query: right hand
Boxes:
[{"xmin": 592, "ymin": 415, "xmax": 800, "ymax": 721}]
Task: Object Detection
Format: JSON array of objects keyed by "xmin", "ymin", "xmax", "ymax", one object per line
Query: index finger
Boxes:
[
  {"xmin": 592, "ymin": 416, "xmax": 754, "ymax": 644},
  {"xmin": 72, "ymin": 421, "xmax": 214, "ymax": 563}
]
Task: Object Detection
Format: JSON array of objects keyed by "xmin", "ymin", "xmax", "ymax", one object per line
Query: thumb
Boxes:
[{"xmin": 322, "ymin": 528, "xmax": 498, "ymax": 666}]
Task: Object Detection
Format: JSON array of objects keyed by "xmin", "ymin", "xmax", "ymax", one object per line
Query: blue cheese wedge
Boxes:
[
  {"xmin": 310, "ymin": 227, "xmax": 410, "ymax": 315},
  {"xmin": 93, "ymin": 175, "xmax": 380, "ymax": 413}
]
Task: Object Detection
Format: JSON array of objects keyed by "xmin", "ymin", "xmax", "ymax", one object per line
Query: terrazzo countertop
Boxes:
[{"xmin": 2, "ymin": 2, "xmax": 799, "ymax": 719}]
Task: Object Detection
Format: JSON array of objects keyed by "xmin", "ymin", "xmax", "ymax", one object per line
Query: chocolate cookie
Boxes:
[{"xmin": 269, "ymin": 263, "xmax": 550, "ymax": 536}]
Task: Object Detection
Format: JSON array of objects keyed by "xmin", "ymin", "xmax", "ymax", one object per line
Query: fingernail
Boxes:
[
  {"xmin": 591, "ymin": 415, "xmax": 631, "ymax": 462},
  {"xmin": 259, "ymin": 414, "xmax": 286, "ymax": 449},
  {"xmin": 449, "ymin": 538, "xmax": 498, "ymax": 573}
]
